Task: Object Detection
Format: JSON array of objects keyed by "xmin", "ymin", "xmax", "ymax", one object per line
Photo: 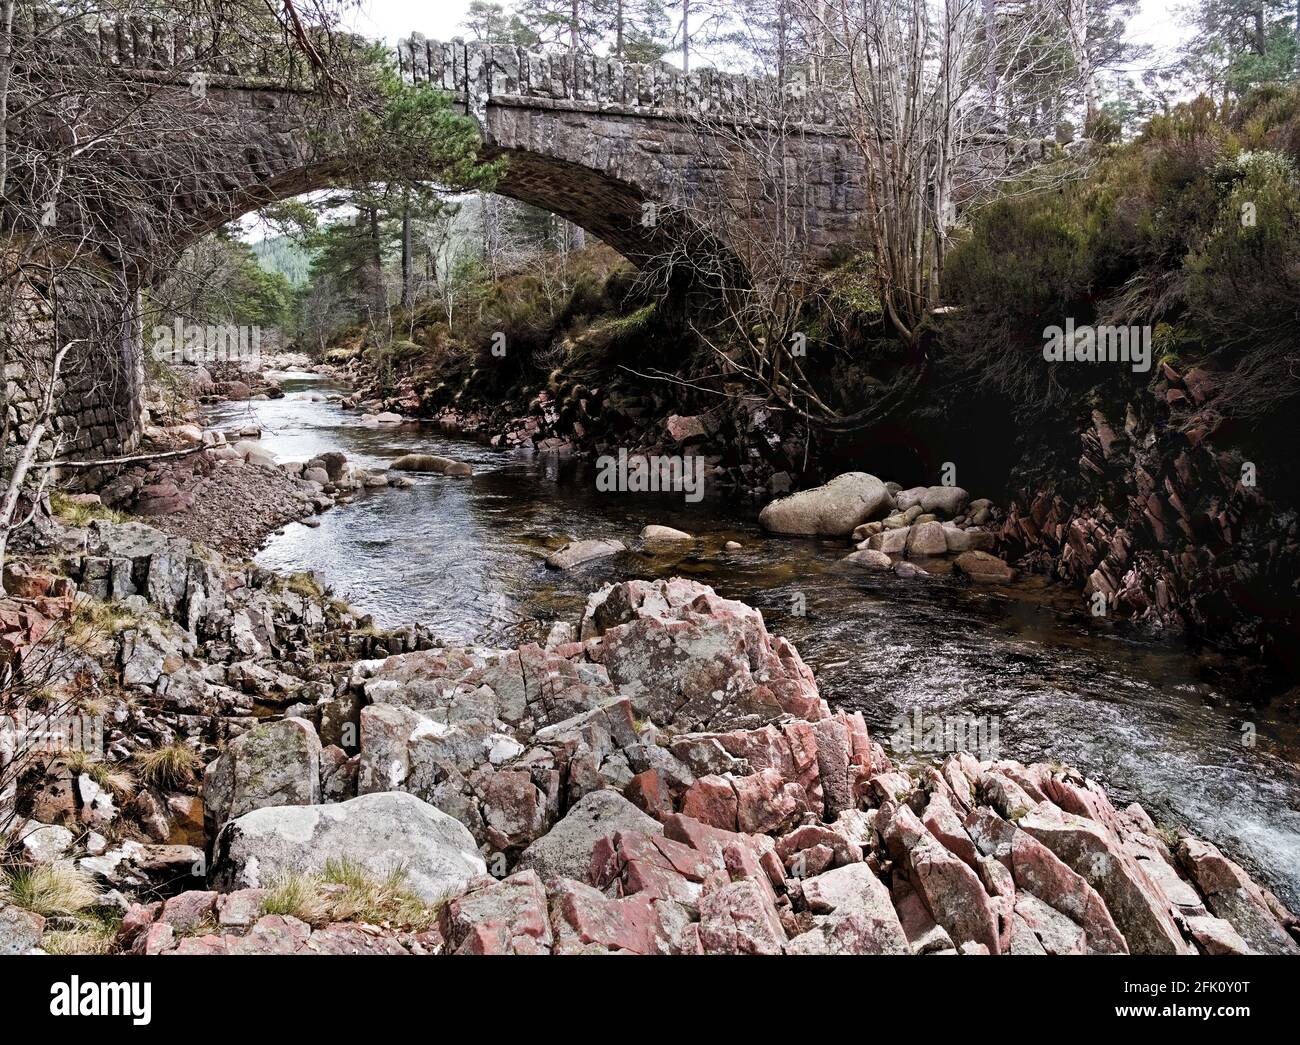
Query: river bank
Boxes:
[
  {"xmin": 3, "ymin": 368, "xmax": 1297, "ymax": 955},
  {"xmin": 207, "ymin": 376, "xmax": 1300, "ymax": 903},
  {"xmin": 324, "ymin": 267, "xmax": 1300, "ymax": 686},
  {"xmin": 2, "ymin": 505, "xmax": 1296, "ymax": 954},
  {"xmin": 74, "ymin": 358, "xmax": 402, "ymax": 559},
  {"xmin": 5, "ymin": 369, "xmax": 1297, "ymax": 916}
]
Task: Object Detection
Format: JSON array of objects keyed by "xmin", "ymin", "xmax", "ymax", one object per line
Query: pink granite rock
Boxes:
[
  {"xmin": 440, "ymin": 870, "xmax": 554, "ymax": 954},
  {"xmin": 1178, "ymin": 837, "xmax": 1299, "ymax": 954},
  {"xmin": 1020, "ymin": 804, "xmax": 1192, "ymax": 954},
  {"xmin": 159, "ymin": 890, "xmax": 218, "ymax": 934},
  {"xmin": 798, "ymin": 864, "xmax": 910, "ymax": 954},
  {"xmin": 549, "ymin": 878, "xmax": 696, "ymax": 954},
  {"xmin": 733, "ymin": 768, "xmax": 801, "ymax": 835},
  {"xmin": 885, "ymin": 804, "xmax": 1001, "ymax": 953},
  {"xmin": 681, "ymin": 774, "xmax": 739, "ymax": 831},
  {"xmin": 697, "ymin": 879, "xmax": 788, "ymax": 955},
  {"xmin": 922, "ymin": 790, "xmax": 979, "ymax": 868}
]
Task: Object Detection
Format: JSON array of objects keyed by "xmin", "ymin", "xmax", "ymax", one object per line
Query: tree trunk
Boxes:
[
  {"xmin": 777, "ymin": 0, "xmax": 787, "ymax": 87},
  {"xmin": 817, "ymin": 0, "xmax": 833, "ymax": 84},
  {"xmin": 400, "ymin": 200, "xmax": 413, "ymax": 310},
  {"xmin": 364, "ymin": 208, "xmax": 385, "ymax": 319},
  {"xmin": 1066, "ymin": 0, "xmax": 1098, "ymax": 129},
  {"xmin": 983, "ymin": 0, "xmax": 997, "ymax": 116},
  {"xmin": 0, "ymin": 0, "xmax": 15, "ymax": 198},
  {"xmin": 682, "ymin": 0, "xmax": 690, "ymax": 74},
  {"xmin": 0, "ymin": 341, "xmax": 72, "ymax": 572}
]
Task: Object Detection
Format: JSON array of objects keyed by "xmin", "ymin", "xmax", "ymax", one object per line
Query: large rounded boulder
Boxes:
[
  {"xmin": 211, "ymin": 791, "xmax": 486, "ymax": 902},
  {"xmin": 390, "ymin": 453, "xmax": 472, "ymax": 477},
  {"xmin": 758, "ymin": 472, "xmax": 892, "ymax": 537}
]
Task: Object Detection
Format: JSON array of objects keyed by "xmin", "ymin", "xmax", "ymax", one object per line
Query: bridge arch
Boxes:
[
  {"xmin": 411, "ymin": 39, "xmax": 870, "ymax": 270},
  {"xmin": 116, "ymin": 77, "xmax": 684, "ymax": 279},
  {"xmin": 29, "ymin": 24, "xmax": 869, "ymax": 279},
  {"xmin": 13, "ymin": 24, "xmax": 871, "ymax": 463}
]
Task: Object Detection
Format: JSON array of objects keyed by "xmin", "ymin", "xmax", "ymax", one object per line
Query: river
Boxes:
[{"xmin": 205, "ymin": 373, "xmax": 1300, "ymax": 906}]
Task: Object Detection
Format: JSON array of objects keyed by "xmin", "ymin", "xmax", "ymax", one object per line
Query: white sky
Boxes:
[{"xmin": 342, "ymin": 0, "xmax": 1195, "ymax": 73}]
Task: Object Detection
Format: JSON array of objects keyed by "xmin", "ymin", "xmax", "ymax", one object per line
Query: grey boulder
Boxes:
[
  {"xmin": 0, "ymin": 904, "xmax": 45, "ymax": 955},
  {"xmin": 904, "ymin": 520, "xmax": 949, "ymax": 558},
  {"xmin": 919, "ymin": 486, "xmax": 970, "ymax": 517},
  {"xmin": 842, "ymin": 549, "xmax": 893, "ymax": 570},
  {"xmin": 517, "ymin": 789, "xmax": 661, "ymax": 882},
  {"xmin": 758, "ymin": 473, "xmax": 892, "ymax": 537},
  {"xmin": 202, "ymin": 718, "xmax": 322, "ymax": 834},
  {"xmin": 211, "ymin": 791, "xmax": 486, "ymax": 902},
  {"xmin": 545, "ymin": 538, "xmax": 625, "ymax": 570},
  {"xmin": 390, "ymin": 454, "xmax": 472, "ymax": 477}
]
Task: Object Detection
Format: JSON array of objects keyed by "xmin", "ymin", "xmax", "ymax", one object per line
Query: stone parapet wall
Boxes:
[
  {"xmin": 15, "ymin": 9, "xmax": 323, "ymax": 83},
  {"xmin": 399, "ymin": 37, "xmax": 844, "ymax": 126}
]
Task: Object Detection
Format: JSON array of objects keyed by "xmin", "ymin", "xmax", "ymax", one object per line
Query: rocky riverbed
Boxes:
[
  {"xmin": 1, "ymin": 507, "xmax": 1295, "ymax": 955},
  {"xmin": 198, "ymin": 376, "xmax": 1300, "ymax": 906},
  {"xmin": 79, "ymin": 427, "xmax": 408, "ymax": 560},
  {"xmin": 3, "ymin": 369, "xmax": 1295, "ymax": 957},
  {"xmin": 61, "ymin": 353, "xmax": 368, "ymax": 558}
]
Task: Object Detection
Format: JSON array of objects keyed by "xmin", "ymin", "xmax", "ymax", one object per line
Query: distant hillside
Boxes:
[{"xmin": 252, "ymin": 234, "xmax": 315, "ymax": 286}]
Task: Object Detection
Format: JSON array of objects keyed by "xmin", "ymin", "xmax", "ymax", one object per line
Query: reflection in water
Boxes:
[{"xmin": 206, "ymin": 375, "xmax": 1300, "ymax": 905}]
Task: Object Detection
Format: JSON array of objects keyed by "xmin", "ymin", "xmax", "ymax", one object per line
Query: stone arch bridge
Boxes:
[
  {"xmin": 15, "ymin": 18, "xmax": 871, "ymax": 460},
  {"xmin": 27, "ymin": 19, "xmax": 871, "ymax": 273},
  {"xmin": 395, "ymin": 37, "xmax": 869, "ymax": 265}
]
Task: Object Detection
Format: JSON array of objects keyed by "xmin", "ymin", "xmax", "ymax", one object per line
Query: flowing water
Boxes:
[{"xmin": 206, "ymin": 373, "xmax": 1300, "ymax": 906}]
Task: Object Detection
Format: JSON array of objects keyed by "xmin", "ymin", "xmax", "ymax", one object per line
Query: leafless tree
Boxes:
[
  {"xmin": 1059, "ymin": 0, "xmax": 1098, "ymax": 126},
  {"xmin": 639, "ymin": 66, "xmax": 844, "ymax": 421},
  {"xmin": 627, "ymin": 0, "xmax": 1090, "ymax": 429},
  {"xmin": 416, "ymin": 203, "xmax": 470, "ymax": 330},
  {"xmin": 0, "ymin": 0, "xmax": 374, "ymax": 571},
  {"xmin": 777, "ymin": 0, "xmax": 1087, "ymax": 346}
]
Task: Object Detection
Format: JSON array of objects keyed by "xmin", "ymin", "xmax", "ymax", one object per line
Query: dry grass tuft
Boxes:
[{"xmin": 260, "ymin": 859, "xmax": 441, "ymax": 931}]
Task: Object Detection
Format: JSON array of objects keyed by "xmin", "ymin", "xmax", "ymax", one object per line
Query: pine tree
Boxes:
[
  {"xmin": 463, "ymin": 1, "xmax": 541, "ymax": 45},
  {"xmin": 1179, "ymin": 0, "xmax": 1298, "ymax": 97}
]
